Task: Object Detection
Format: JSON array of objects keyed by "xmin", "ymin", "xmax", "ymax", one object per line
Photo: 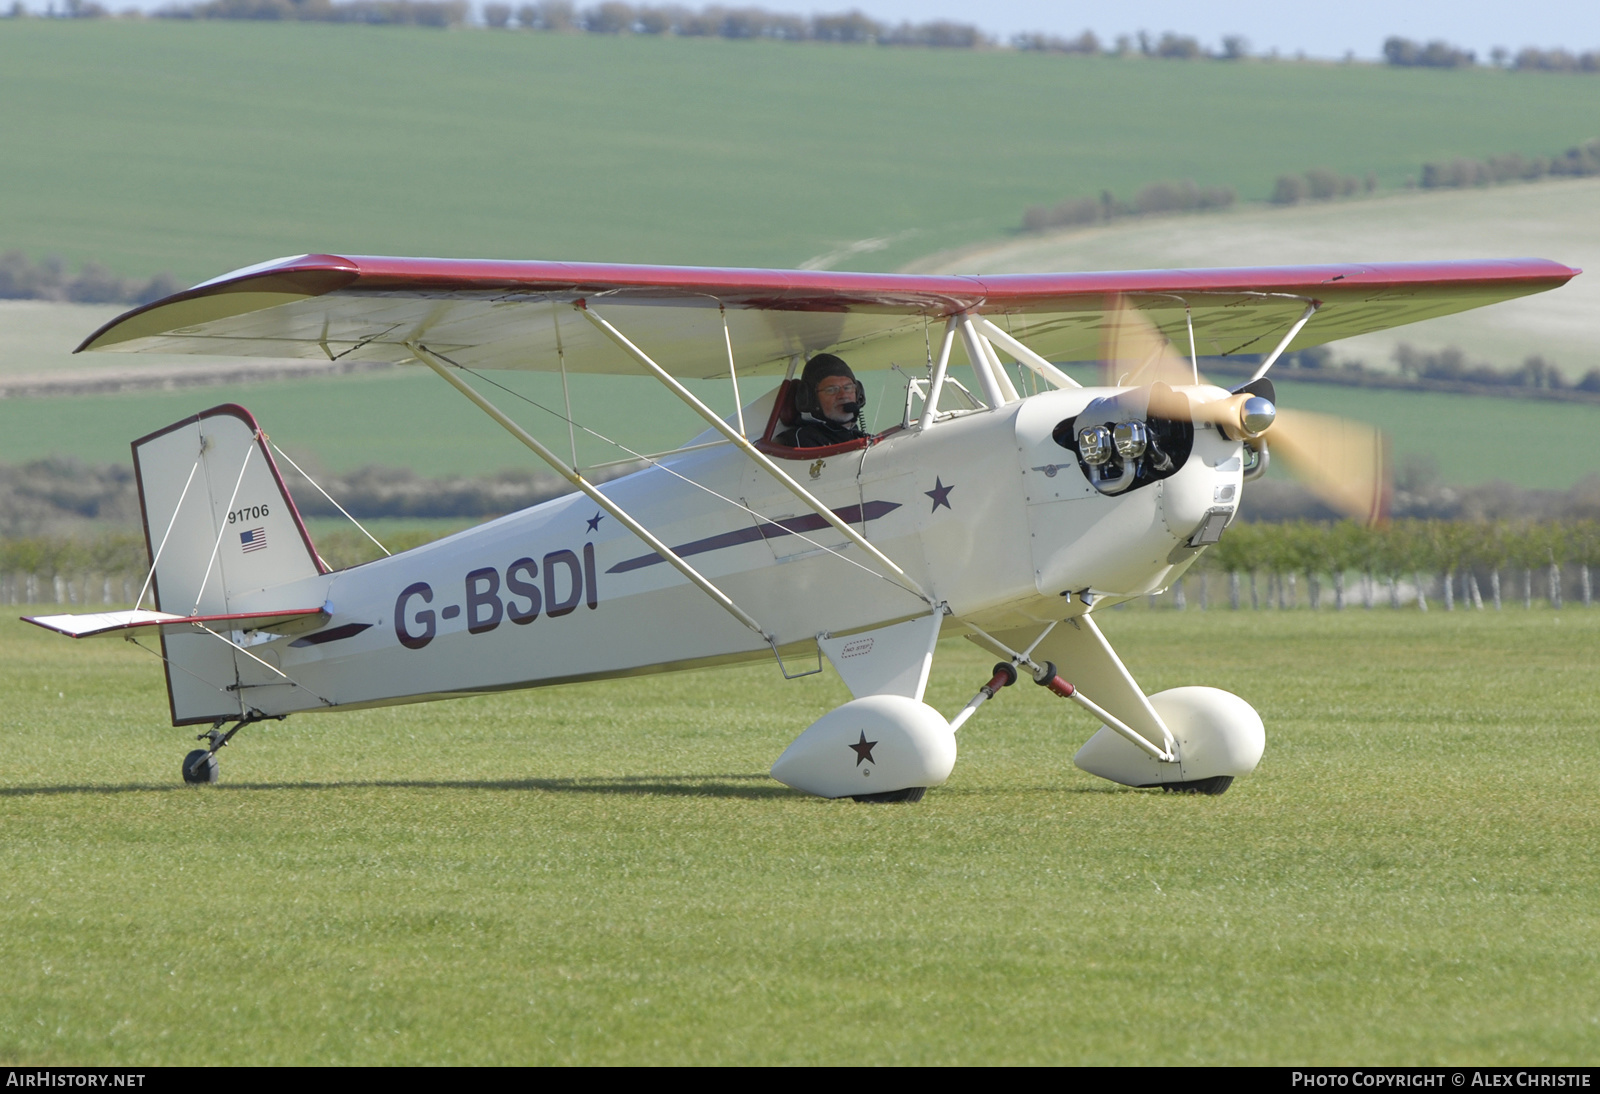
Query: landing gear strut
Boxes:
[{"xmin": 181, "ymin": 711, "xmax": 282, "ymax": 785}]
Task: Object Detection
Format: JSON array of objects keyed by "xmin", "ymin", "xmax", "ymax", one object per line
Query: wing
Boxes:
[{"xmin": 77, "ymin": 254, "xmax": 1578, "ymax": 379}]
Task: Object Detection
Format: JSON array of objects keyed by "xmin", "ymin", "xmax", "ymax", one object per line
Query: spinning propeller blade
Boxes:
[
  {"xmin": 1100, "ymin": 296, "xmax": 1194, "ymax": 388},
  {"xmin": 1262, "ymin": 409, "xmax": 1392, "ymax": 526}
]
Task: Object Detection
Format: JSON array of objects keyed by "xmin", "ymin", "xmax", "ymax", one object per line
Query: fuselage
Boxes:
[{"xmin": 225, "ymin": 384, "xmax": 1244, "ymax": 715}]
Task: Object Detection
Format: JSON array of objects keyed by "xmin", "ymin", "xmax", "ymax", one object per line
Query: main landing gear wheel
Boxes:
[
  {"xmin": 182, "ymin": 749, "xmax": 218, "ymax": 785},
  {"xmin": 1160, "ymin": 775, "xmax": 1234, "ymax": 795},
  {"xmin": 852, "ymin": 786, "xmax": 927, "ymax": 804}
]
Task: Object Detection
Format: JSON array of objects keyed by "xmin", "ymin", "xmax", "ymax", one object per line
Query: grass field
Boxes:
[
  {"xmin": 2, "ymin": 609, "xmax": 1596, "ymax": 1064},
  {"xmin": 3, "ymin": 21, "xmax": 1600, "ymax": 283}
]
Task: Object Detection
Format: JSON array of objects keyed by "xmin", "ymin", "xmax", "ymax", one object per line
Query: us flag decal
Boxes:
[{"xmin": 240, "ymin": 527, "xmax": 268, "ymax": 553}]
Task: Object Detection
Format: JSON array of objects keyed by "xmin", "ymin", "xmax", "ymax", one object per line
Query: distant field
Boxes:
[
  {"xmin": 3, "ymin": 21, "xmax": 1599, "ymax": 283},
  {"xmin": 2, "ymin": 611, "xmax": 1595, "ymax": 1064},
  {"xmin": 0, "ymin": 303, "xmax": 132, "ymax": 378},
  {"xmin": 0, "ymin": 363, "xmax": 1596, "ymax": 489},
  {"xmin": 1266, "ymin": 377, "xmax": 1600, "ymax": 489},
  {"xmin": 0, "ymin": 356, "xmax": 986, "ymax": 478},
  {"xmin": 911, "ymin": 179, "xmax": 1600, "ymax": 374},
  {"xmin": 3, "ymin": 23, "xmax": 1597, "ymax": 487}
]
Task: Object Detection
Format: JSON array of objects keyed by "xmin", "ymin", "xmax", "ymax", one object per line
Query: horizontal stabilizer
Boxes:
[{"xmin": 23, "ymin": 607, "xmax": 327, "ymax": 640}]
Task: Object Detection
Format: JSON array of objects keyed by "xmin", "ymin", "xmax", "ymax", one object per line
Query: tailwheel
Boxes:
[
  {"xmin": 182, "ymin": 749, "xmax": 219, "ymax": 785},
  {"xmin": 852, "ymin": 786, "xmax": 927, "ymax": 804},
  {"xmin": 179, "ymin": 711, "xmax": 282, "ymax": 786},
  {"xmin": 1160, "ymin": 775, "xmax": 1234, "ymax": 796}
]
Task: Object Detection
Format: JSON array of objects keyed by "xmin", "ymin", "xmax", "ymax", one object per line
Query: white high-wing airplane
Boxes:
[{"xmin": 24, "ymin": 255, "xmax": 1577, "ymax": 799}]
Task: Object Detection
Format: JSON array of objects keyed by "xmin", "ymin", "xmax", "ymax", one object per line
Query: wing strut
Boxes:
[
  {"xmin": 975, "ymin": 319, "xmax": 1080, "ymax": 390},
  {"xmin": 408, "ymin": 342, "xmax": 771, "ymax": 640},
  {"xmin": 955, "ymin": 312, "xmax": 1082, "ymax": 407},
  {"xmin": 957, "ymin": 314, "xmax": 1009, "ymax": 407},
  {"xmin": 918, "ymin": 316, "xmax": 959, "ymax": 431},
  {"xmin": 579, "ymin": 303, "xmax": 933, "ymax": 605},
  {"xmin": 975, "ymin": 318, "xmax": 1022, "ymax": 402},
  {"xmin": 1247, "ymin": 301, "xmax": 1320, "ymax": 382}
]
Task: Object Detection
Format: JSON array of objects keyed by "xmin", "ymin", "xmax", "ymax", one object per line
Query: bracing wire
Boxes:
[
  {"xmin": 269, "ymin": 441, "xmax": 389, "ymax": 560},
  {"xmin": 126, "ymin": 633, "xmax": 229, "ymax": 693},
  {"xmin": 126, "ymin": 629, "xmax": 335, "ymax": 708}
]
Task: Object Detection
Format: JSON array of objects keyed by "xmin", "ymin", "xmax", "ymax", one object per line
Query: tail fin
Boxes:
[{"xmin": 132, "ymin": 404, "xmax": 326, "ymax": 724}]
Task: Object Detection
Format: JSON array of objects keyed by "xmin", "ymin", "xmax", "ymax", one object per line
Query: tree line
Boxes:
[
  {"xmin": 482, "ymin": 2, "xmax": 982, "ymax": 44},
  {"xmin": 18, "ymin": 0, "xmax": 989, "ymax": 41},
  {"xmin": 0, "ymin": 251, "xmax": 179, "ymax": 306},
  {"xmin": 1269, "ymin": 167, "xmax": 1378, "ymax": 205},
  {"xmin": 0, "ymin": 458, "xmax": 584, "ymax": 540},
  {"xmin": 1419, "ymin": 139, "xmax": 1600, "ymax": 189},
  {"xmin": 1022, "ymin": 181, "xmax": 1236, "ymax": 233},
  {"xmin": 0, "ymin": 526, "xmax": 432, "ymax": 603},
  {"xmin": 3, "ymin": 0, "xmax": 467, "ymax": 20},
  {"xmin": 1172, "ymin": 519, "xmax": 1598, "ymax": 612},
  {"xmin": 997, "ymin": 28, "xmax": 1249, "ymax": 60},
  {"xmin": 6, "ymin": 519, "xmax": 1598, "ymax": 610},
  {"xmin": 10, "ymin": 5, "xmax": 1597, "ymax": 74},
  {"xmin": 160, "ymin": 0, "xmax": 468, "ymax": 25},
  {"xmin": 1023, "ymin": 137, "xmax": 1600, "ymax": 251},
  {"xmin": 1206, "ymin": 343, "xmax": 1600, "ymax": 403},
  {"xmin": 1389, "ymin": 345, "xmax": 1594, "ymax": 392},
  {"xmin": 1385, "ymin": 36, "xmax": 1600, "ymax": 74}
]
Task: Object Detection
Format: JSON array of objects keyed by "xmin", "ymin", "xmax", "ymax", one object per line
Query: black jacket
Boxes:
[{"xmin": 778, "ymin": 413, "xmax": 865, "ymax": 448}]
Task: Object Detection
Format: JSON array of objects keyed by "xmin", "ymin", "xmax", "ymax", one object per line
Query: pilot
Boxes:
[{"xmin": 780, "ymin": 353, "xmax": 867, "ymax": 448}]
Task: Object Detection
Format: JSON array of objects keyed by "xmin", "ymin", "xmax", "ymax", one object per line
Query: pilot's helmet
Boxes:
[{"xmin": 800, "ymin": 353, "xmax": 864, "ymax": 413}]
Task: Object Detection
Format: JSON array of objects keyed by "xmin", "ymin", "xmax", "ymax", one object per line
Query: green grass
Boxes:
[
  {"xmin": 3, "ymin": 22, "xmax": 1600, "ymax": 282},
  {"xmin": 2, "ymin": 609, "xmax": 1597, "ymax": 1063}
]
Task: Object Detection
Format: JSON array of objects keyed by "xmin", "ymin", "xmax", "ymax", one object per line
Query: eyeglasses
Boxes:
[{"xmin": 817, "ymin": 383, "xmax": 856, "ymax": 397}]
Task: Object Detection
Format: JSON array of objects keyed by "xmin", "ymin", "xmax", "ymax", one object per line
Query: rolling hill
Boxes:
[
  {"xmin": 909, "ymin": 178, "xmax": 1599, "ymax": 375},
  {"xmin": 1, "ymin": 21, "xmax": 1595, "ymax": 486},
  {"xmin": 3, "ymin": 20, "xmax": 1598, "ymax": 280}
]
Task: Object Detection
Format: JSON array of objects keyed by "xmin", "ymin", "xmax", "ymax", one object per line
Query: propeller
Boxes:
[
  {"xmin": 1099, "ymin": 295, "xmax": 1195, "ymax": 389},
  {"xmin": 1266, "ymin": 408, "xmax": 1391, "ymax": 525},
  {"xmin": 1098, "ymin": 296, "xmax": 1390, "ymax": 525}
]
